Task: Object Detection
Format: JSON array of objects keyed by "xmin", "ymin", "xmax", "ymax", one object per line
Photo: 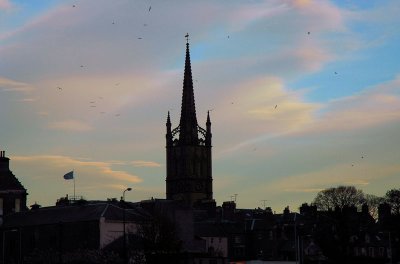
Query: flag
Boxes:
[{"xmin": 63, "ymin": 171, "xmax": 74, "ymax": 180}]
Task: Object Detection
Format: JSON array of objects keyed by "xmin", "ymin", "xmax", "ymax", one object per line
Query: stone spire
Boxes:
[
  {"xmin": 179, "ymin": 34, "xmax": 199, "ymax": 145},
  {"xmin": 166, "ymin": 111, "xmax": 172, "ymax": 146}
]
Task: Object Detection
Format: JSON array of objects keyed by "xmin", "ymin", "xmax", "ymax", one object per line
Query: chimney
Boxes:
[{"xmin": 0, "ymin": 150, "xmax": 10, "ymax": 171}]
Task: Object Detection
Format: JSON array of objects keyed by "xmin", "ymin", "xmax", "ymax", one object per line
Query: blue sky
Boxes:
[{"xmin": 1, "ymin": 0, "xmax": 399, "ymax": 212}]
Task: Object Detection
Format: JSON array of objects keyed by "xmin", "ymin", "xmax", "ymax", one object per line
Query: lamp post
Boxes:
[{"xmin": 122, "ymin": 187, "xmax": 132, "ymax": 264}]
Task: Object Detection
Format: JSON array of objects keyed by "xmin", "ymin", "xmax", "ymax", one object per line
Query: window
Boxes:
[
  {"xmin": 361, "ymin": 247, "xmax": 367, "ymax": 256},
  {"xmin": 369, "ymin": 247, "xmax": 374, "ymax": 257},
  {"xmin": 379, "ymin": 247, "xmax": 385, "ymax": 257},
  {"xmin": 15, "ymin": 198, "xmax": 20, "ymax": 212},
  {"xmin": 234, "ymin": 236, "xmax": 242, "ymax": 244}
]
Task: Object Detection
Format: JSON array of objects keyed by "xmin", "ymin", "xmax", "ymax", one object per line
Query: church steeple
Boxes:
[
  {"xmin": 165, "ymin": 35, "xmax": 213, "ymax": 206},
  {"xmin": 179, "ymin": 34, "xmax": 198, "ymax": 145}
]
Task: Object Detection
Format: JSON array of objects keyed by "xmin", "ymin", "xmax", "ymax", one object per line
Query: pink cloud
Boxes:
[{"xmin": 0, "ymin": 0, "xmax": 12, "ymax": 10}]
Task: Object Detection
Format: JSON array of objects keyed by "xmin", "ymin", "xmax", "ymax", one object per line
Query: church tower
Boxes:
[{"xmin": 166, "ymin": 35, "xmax": 213, "ymax": 206}]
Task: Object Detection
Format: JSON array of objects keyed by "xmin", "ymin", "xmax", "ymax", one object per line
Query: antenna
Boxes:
[{"xmin": 261, "ymin": 199, "xmax": 268, "ymax": 208}]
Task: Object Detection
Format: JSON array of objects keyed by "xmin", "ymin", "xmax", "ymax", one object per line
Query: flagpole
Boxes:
[{"xmin": 73, "ymin": 170, "xmax": 76, "ymax": 200}]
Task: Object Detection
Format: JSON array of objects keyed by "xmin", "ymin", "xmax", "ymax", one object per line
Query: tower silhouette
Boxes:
[{"xmin": 166, "ymin": 35, "xmax": 212, "ymax": 206}]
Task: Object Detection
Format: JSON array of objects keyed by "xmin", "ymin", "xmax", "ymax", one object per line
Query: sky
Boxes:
[{"xmin": 1, "ymin": 0, "xmax": 399, "ymax": 212}]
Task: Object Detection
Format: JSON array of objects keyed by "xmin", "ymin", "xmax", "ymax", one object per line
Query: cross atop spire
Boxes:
[{"xmin": 185, "ymin": 33, "xmax": 189, "ymax": 44}]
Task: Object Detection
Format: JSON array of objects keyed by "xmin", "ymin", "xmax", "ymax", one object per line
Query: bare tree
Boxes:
[
  {"xmin": 313, "ymin": 186, "xmax": 365, "ymax": 211},
  {"xmin": 364, "ymin": 194, "xmax": 385, "ymax": 220},
  {"xmin": 385, "ymin": 188, "xmax": 400, "ymax": 215},
  {"xmin": 137, "ymin": 213, "xmax": 182, "ymax": 254}
]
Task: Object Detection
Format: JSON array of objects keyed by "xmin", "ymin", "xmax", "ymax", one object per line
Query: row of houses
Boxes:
[{"xmin": 1, "ymin": 149, "xmax": 400, "ymax": 263}]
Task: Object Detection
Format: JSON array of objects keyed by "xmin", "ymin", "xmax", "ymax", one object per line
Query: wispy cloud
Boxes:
[
  {"xmin": 295, "ymin": 75, "xmax": 400, "ymax": 135},
  {"xmin": 0, "ymin": 76, "xmax": 34, "ymax": 92},
  {"xmin": 131, "ymin": 160, "xmax": 162, "ymax": 168},
  {"xmin": 214, "ymin": 76, "xmax": 320, "ymax": 155},
  {"xmin": 12, "ymin": 155, "xmax": 142, "ymax": 184},
  {"xmin": 16, "ymin": 97, "xmax": 39, "ymax": 102},
  {"xmin": 47, "ymin": 120, "xmax": 93, "ymax": 132}
]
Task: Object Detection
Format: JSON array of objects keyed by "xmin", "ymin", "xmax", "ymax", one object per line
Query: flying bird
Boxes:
[
  {"xmin": 149, "ymin": 6, "xmax": 151, "ymax": 12},
  {"xmin": 334, "ymin": 71, "xmax": 338, "ymax": 75},
  {"xmin": 138, "ymin": 37, "xmax": 142, "ymax": 40},
  {"xmin": 275, "ymin": 104, "xmax": 278, "ymax": 109},
  {"xmin": 57, "ymin": 86, "xmax": 62, "ymax": 90},
  {"xmin": 307, "ymin": 31, "xmax": 310, "ymax": 35},
  {"xmin": 72, "ymin": 5, "xmax": 76, "ymax": 8}
]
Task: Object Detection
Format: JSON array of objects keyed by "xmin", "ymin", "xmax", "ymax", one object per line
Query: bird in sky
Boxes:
[
  {"xmin": 138, "ymin": 37, "xmax": 142, "ymax": 40},
  {"xmin": 72, "ymin": 5, "xmax": 76, "ymax": 8},
  {"xmin": 57, "ymin": 86, "xmax": 62, "ymax": 90},
  {"xmin": 307, "ymin": 31, "xmax": 310, "ymax": 35},
  {"xmin": 149, "ymin": 6, "xmax": 151, "ymax": 12},
  {"xmin": 334, "ymin": 71, "xmax": 338, "ymax": 75},
  {"xmin": 275, "ymin": 104, "xmax": 278, "ymax": 109}
]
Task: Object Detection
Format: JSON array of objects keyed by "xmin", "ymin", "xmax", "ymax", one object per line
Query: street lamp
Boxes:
[
  {"xmin": 123, "ymin": 187, "xmax": 132, "ymax": 201},
  {"xmin": 122, "ymin": 187, "xmax": 132, "ymax": 264}
]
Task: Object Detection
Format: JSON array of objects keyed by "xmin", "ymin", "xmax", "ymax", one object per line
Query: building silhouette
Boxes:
[
  {"xmin": 165, "ymin": 37, "xmax": 213, "ymax": 206},
  {"xmin": 0, "ymin": 150, "xmax": 27, "ymax": 217}
]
